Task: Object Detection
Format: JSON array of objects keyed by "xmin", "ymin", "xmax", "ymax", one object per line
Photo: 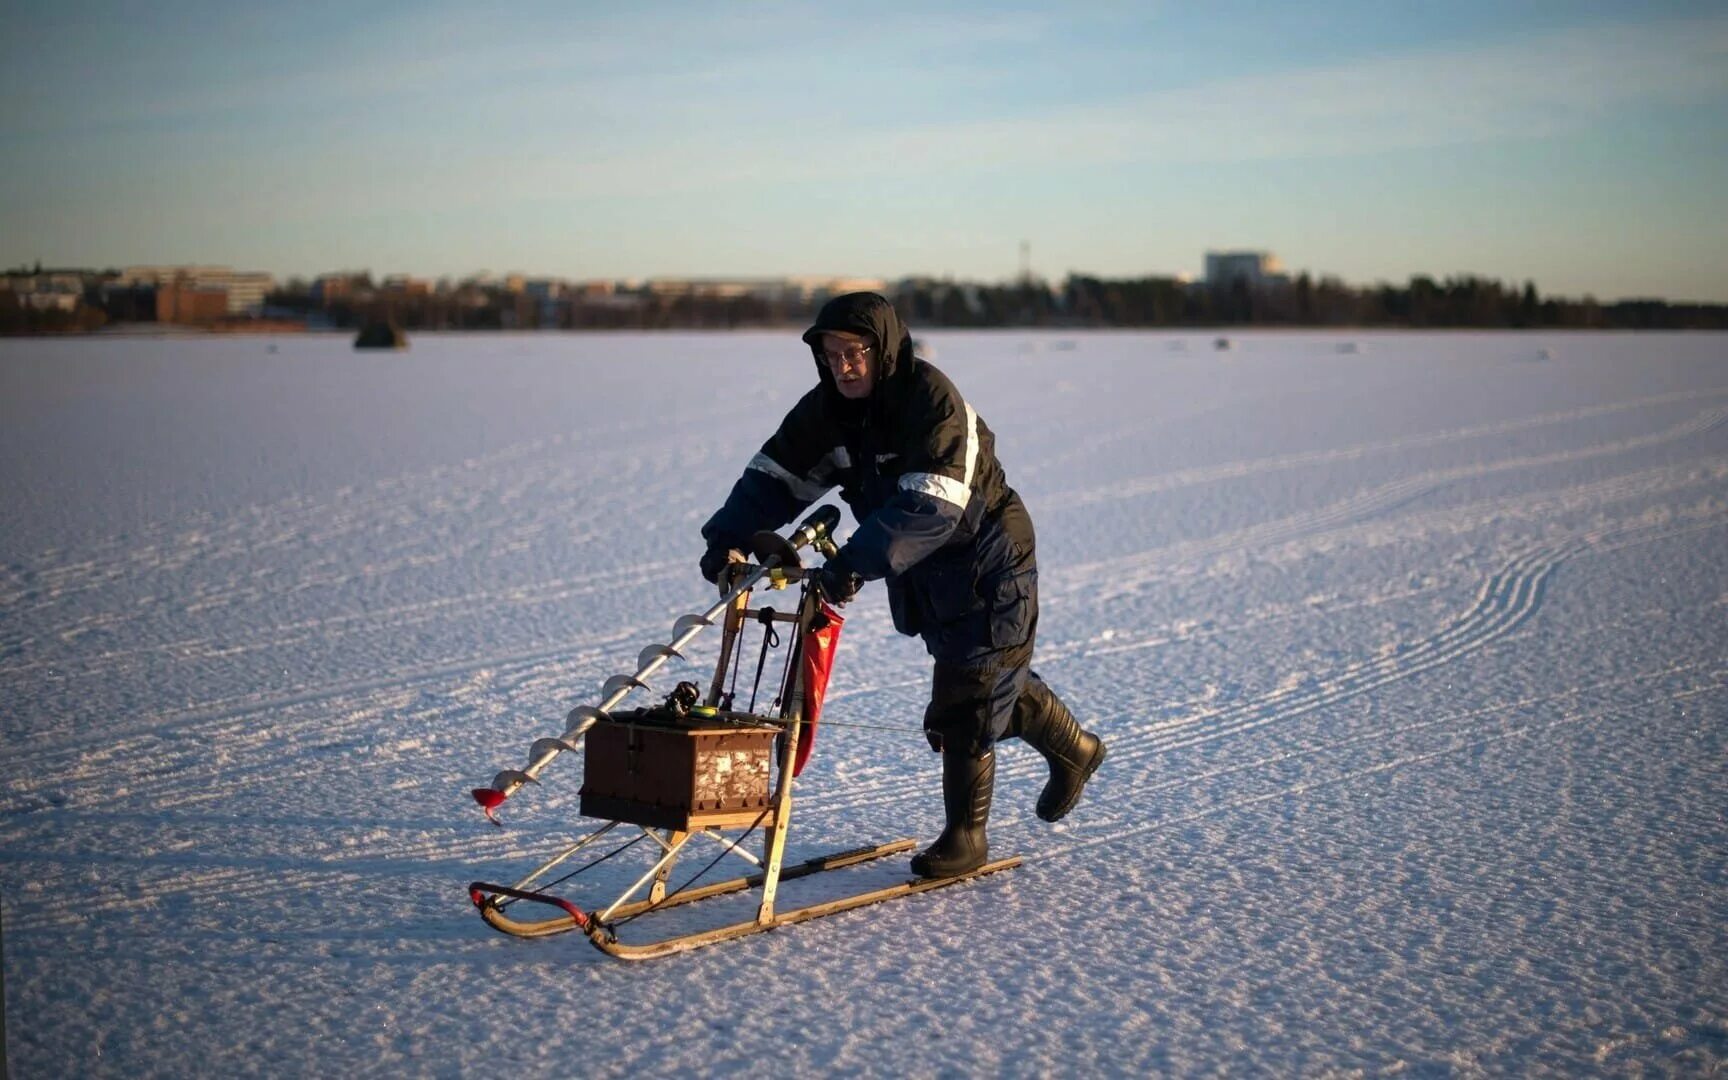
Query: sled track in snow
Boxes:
[
  {"xmin": 0, "ymin": 616, "xmax": 669, "ymax": 803},
  {"xmin": 1056, "ymin": 404, "xmax": 1728, "ymax": 599},
  {"xmin": 1034, "ymin": 577, "xmax": 1455, "ymax": 668},
  {"xmin": 807, "ymin": 578, "xmax": 1727, "ymax": 827},
  {"xmin": 6, "ymin": 403, "xmax": 1723, "ymax": 861},
  {"xmin": 9, "ymin": 467, "xmax": 1720, "ymax": 824},
  {"xmin": 0, "ymin": 429, "xmax": 577, "ymax": 608},
  {"xmin": 6, "ymin": 391, "xmax": 1721, "ymax": 656},
  {"xmin": 1094, "ymin": 535, "xmax": 1589, "ymax": 760},
  {"xmin": 0, "ymin": 403, "xmax": 731, "ymax": 626},
  {"xmin": 0, "ymin": 861, "xmax": 382, "ymax": 938},
  {"xmin": 0, "ymin": 557, "xmax": 690, "ymax": 682},
  {"xmin": 4, "ymin": 384, "xmax": 1699, "ymax": 602},
  {"xmin": 855, "ymin": 469, "xmax": 1728, "ymax": 806},
  {"xmin": 7, "ymin": 510, "xmax": 1721, "ymax": 933},
  {"xmin": 0, "ymin": 456, "xmax": 692, "ymax": 634},
  {"xmin": 1052, "ymin": 659, "xmax": 1725, "ymax": 844},
  {"xmin": 10, "ymin": 657, "xmax": 1719, "ymax": 938},
  {"xmin": 96, "ymin": 513, "xmax": 1721, "ymax": 898},
  {"xmin": 1029, "ymin": 676, "xmax": 1728, "ymax": 865},
  {"xmin": 1022, "ymin": 670, "xmax": 1728, "ymax": 864},
  {"xmin": 1044, "ymin": 387, "xmax": 1728, "ymax": 510},
  {"xmin": 803, "ymin": 509, "xmax": 1727, "ymax": 820},
  {"xmin": 0, "ymin": 383, "xmax": 746, "ymax": 603},
  {"xmin": 1028, "ymin": 511, "xmax": 1728, "ymax": 797}
]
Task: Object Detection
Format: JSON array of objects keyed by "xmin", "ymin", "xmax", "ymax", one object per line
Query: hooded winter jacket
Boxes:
[{"xmin": 701, "ymin": 292, "xmax": 1037, "ymax": 662}]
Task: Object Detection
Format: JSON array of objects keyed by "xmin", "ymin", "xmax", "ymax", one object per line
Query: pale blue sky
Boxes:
[{"xmin": 4, "ymin": 2, "xmax": 1725, "ymax": 300}]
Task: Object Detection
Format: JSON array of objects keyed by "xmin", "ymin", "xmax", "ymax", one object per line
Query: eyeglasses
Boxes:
[{"xmin": 823, "ymin": 344, "xmax": 872, "ymax": 369}]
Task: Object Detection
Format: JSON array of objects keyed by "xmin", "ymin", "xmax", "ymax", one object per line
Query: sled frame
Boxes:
[{"xmin": 467, "ymin": 564, "xmax": 1021, "ymax": 960}]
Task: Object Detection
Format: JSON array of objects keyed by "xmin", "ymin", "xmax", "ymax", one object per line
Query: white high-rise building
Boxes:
[{"xmin": 1204, "ymin": 251, "xmax": 1288, "ymax": 289}]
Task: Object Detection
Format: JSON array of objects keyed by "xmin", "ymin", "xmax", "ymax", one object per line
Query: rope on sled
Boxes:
[
  {"xmin": 609, "ymin": 808, "xmax": 774, "ymax": 930},
  {"xmin": 496, "ymin": 832, "xmax": 649, "ymax": 910}
]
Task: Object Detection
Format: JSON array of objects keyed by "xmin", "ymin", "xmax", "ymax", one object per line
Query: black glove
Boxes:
[
  {"xmin": 814, "ymin": 559, "xmax": 863, "ymax": 606},
  {"xmin": 700, "ymin": 544, "xmax": 742, "ymax": 585}
]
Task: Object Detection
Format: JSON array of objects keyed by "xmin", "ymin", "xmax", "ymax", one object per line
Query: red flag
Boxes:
[{"xmin": 795, "ymin": 601, "xmax": 844, "ymax": 777}]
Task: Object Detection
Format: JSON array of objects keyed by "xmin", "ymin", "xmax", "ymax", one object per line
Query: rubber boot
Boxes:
[
  {"xmin": 910, "ymin": 750, "xmax": 994, "ymax": 879},
  {"xmin": 1014, "ymin": 679, "xmax": 1107, "ymax": 822}
]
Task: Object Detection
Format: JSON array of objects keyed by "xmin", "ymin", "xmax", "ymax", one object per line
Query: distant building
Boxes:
[
  {"xmin": 26, "ymin": 291, "xmax": 80, "ymax": 313},
  {"xmin": 783, "ymin": 276, "xmax": 888, "ymax": 303},
  {"xmin": 645, "ymin": 277, "xmax": 783, "ymax": 301},
  {"xmin": 312, "ymin": 273, "xmax": 376, "ymax": 306},
  {"xmin": 523, "ymin": 279, "xmax": 565, "ymax": 324},
  {"xmin": 1204, "ymin": 251, "xmax": 1289, "ymax": 289},
  {"xmin": 119, "ymin": 265, "xmax": 275, "ymax": 315},
  {"xmin": 312, "ymin": 274, "xmax": 351, "ymax": 304},
  {"xmin": 643, "ymin": 276, "xmax": 887, "ymax": 304},
  {"xmin": 568, "ymin": 280, "xmax": 643, "ymax": 311},
  {"xmin": 224, "ymin": 272, "xmax": 273, "ymax": 314},
  {"xmin": 381, "ymin": 274, "xmax": 433, "ymax": 297},
  {"xmin": 155, "ymin": 281, "xmax": 229, "ymax": 324},
  {"xmin": 3, "ymin": 270, "xmax": 87, "ymax": 311}
]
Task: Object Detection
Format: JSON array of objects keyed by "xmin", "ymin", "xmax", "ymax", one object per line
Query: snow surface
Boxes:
[{"xmin": 2, "ymin": 330, "xmax": 1725, "ymax": 1077}]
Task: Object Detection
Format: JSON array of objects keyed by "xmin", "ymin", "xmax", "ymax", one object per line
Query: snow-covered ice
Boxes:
[{"xmin": 2, "ymin": 330, "xmax": 1725, "ymax": 1075}]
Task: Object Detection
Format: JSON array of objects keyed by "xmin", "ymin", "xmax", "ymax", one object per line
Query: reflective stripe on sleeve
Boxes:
[
  {"xmin": 748, "ymin": 452, "xmax": 830, "ymax": 503},
  {"xmin": 897, "ymin": 400, "xmax": 979, "ymax": 510}
]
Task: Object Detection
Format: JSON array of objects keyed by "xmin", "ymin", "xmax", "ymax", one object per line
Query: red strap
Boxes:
[{"xmin": 795, "ymin": 601, "xmax": 845, "ymax": 777}]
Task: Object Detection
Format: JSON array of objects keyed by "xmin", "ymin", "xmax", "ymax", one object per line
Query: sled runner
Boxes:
[{"xmin": 467, "ymin": 506, "xmax": 1020, "ymax": 960}]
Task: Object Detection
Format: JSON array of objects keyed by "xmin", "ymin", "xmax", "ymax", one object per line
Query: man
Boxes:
[{"xmin": 699, "ymin": 292, "xmax": 1106, "ymax": 878}]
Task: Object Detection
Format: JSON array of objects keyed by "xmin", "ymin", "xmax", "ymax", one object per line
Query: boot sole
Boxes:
[
  {"xmin": 910, "ymin": 852, "xmax": 990, "ymax": 880},
  {"xmin": 1037, "ymin": 741, "xmax": 1108, "ymax": 823}
]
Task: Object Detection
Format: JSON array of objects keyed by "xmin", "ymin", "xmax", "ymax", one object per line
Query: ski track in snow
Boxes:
[
  {"xmin": 1043, "ymin": 385, "xmax": 1728, "ymax": 508},
  {"xmin": 1035, "ymin": 675, "xmax": 1728, "ymax": 863},
  {"xmin": 3, "ymin": 332, "xmax": 1725, "ymax": 1077},
  {"xmin": 7, "ymin": 460, "xmax": 1719, "ymax": 822},
  {"xmin": 806, "ymin": 510, "xmax": 1728, "ymax": 821},
  {"xmin": 7, "ymin": 414, "xmax": 1722, "ymax": 758},
  {"xmin": 3, "ymin": 384, "xmax": 1718, "ymax": 652}
]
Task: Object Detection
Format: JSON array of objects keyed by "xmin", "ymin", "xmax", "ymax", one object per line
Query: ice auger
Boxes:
[{"xmin": 466, "ymin": 506, "xmax": 1020, "ymax": 960}]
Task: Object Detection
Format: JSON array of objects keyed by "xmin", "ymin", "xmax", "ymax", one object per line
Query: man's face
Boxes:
[{"xmin": 821, "ymin": 332, "xmax": 875, "ymax": 399}]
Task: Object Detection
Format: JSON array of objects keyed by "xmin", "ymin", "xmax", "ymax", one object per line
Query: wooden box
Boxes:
[{"xmin": 580, "ymin": 718, "xmax": 779, "ymax": 830}]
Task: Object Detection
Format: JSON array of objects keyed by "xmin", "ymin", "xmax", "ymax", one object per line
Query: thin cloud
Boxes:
[
  {"xmin": 5, "ymin": 9, "xmax": 1724, "ymax": 241},
  {"xmin": 312, "ymin": 12, "xmax": 1728, "ymax": 208},
  {"xmin": 856, "ymin": 13, "xmax": 1728, "ymax": 171}
]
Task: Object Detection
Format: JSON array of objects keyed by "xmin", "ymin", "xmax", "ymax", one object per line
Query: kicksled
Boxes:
[{"xmin": 466, "ymin": 507, "xmax": 1020, "ymax": 960}]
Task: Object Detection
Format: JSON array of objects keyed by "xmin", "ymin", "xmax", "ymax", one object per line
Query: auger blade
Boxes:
[
  {"xmin": 566, "ymin": 704, "xmax": 611, "ymax": 729},
  {"xmin": 637, "ymin": 643, "xmax": 683, "ymax": 669},
  {"xmin": 673, "ymin": 613, "xmax": 713, "ymax": 635},
  {"xmin": 530, "ymin": 736, "xmax": 579, "ymax": 760},
  {"xmin": 491, "ymin": 768, "xmax": 537, "ymax": 792},
  {"xmin": 602, "ymin": 674, "xmax": 646, "ymax": 698}
]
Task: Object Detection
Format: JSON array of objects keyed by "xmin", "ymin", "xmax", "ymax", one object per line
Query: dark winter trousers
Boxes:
[
  {"xmin": 920, "ymin": 571, "xmax": 1055, "ymax": 758},
  {"xmin": 914, "ymin": 498, "xmax": 1045, "ymax": 758},
  {"xmin": 923, "ymin": 645, "xmax": 1035, "ymax": 757}
]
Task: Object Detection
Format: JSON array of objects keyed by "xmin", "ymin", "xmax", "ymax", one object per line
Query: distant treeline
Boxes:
[
  {"xmin": 291, "ymin": 275, "xmax": 1728, "ymax": 333},
  {"xmin": 7, "ymin": 270, "xmax": 1727, "ymax": 334},
  {"xmin": 898, "ymin": 274, "xmax": 1728, "ymax": 331}
]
